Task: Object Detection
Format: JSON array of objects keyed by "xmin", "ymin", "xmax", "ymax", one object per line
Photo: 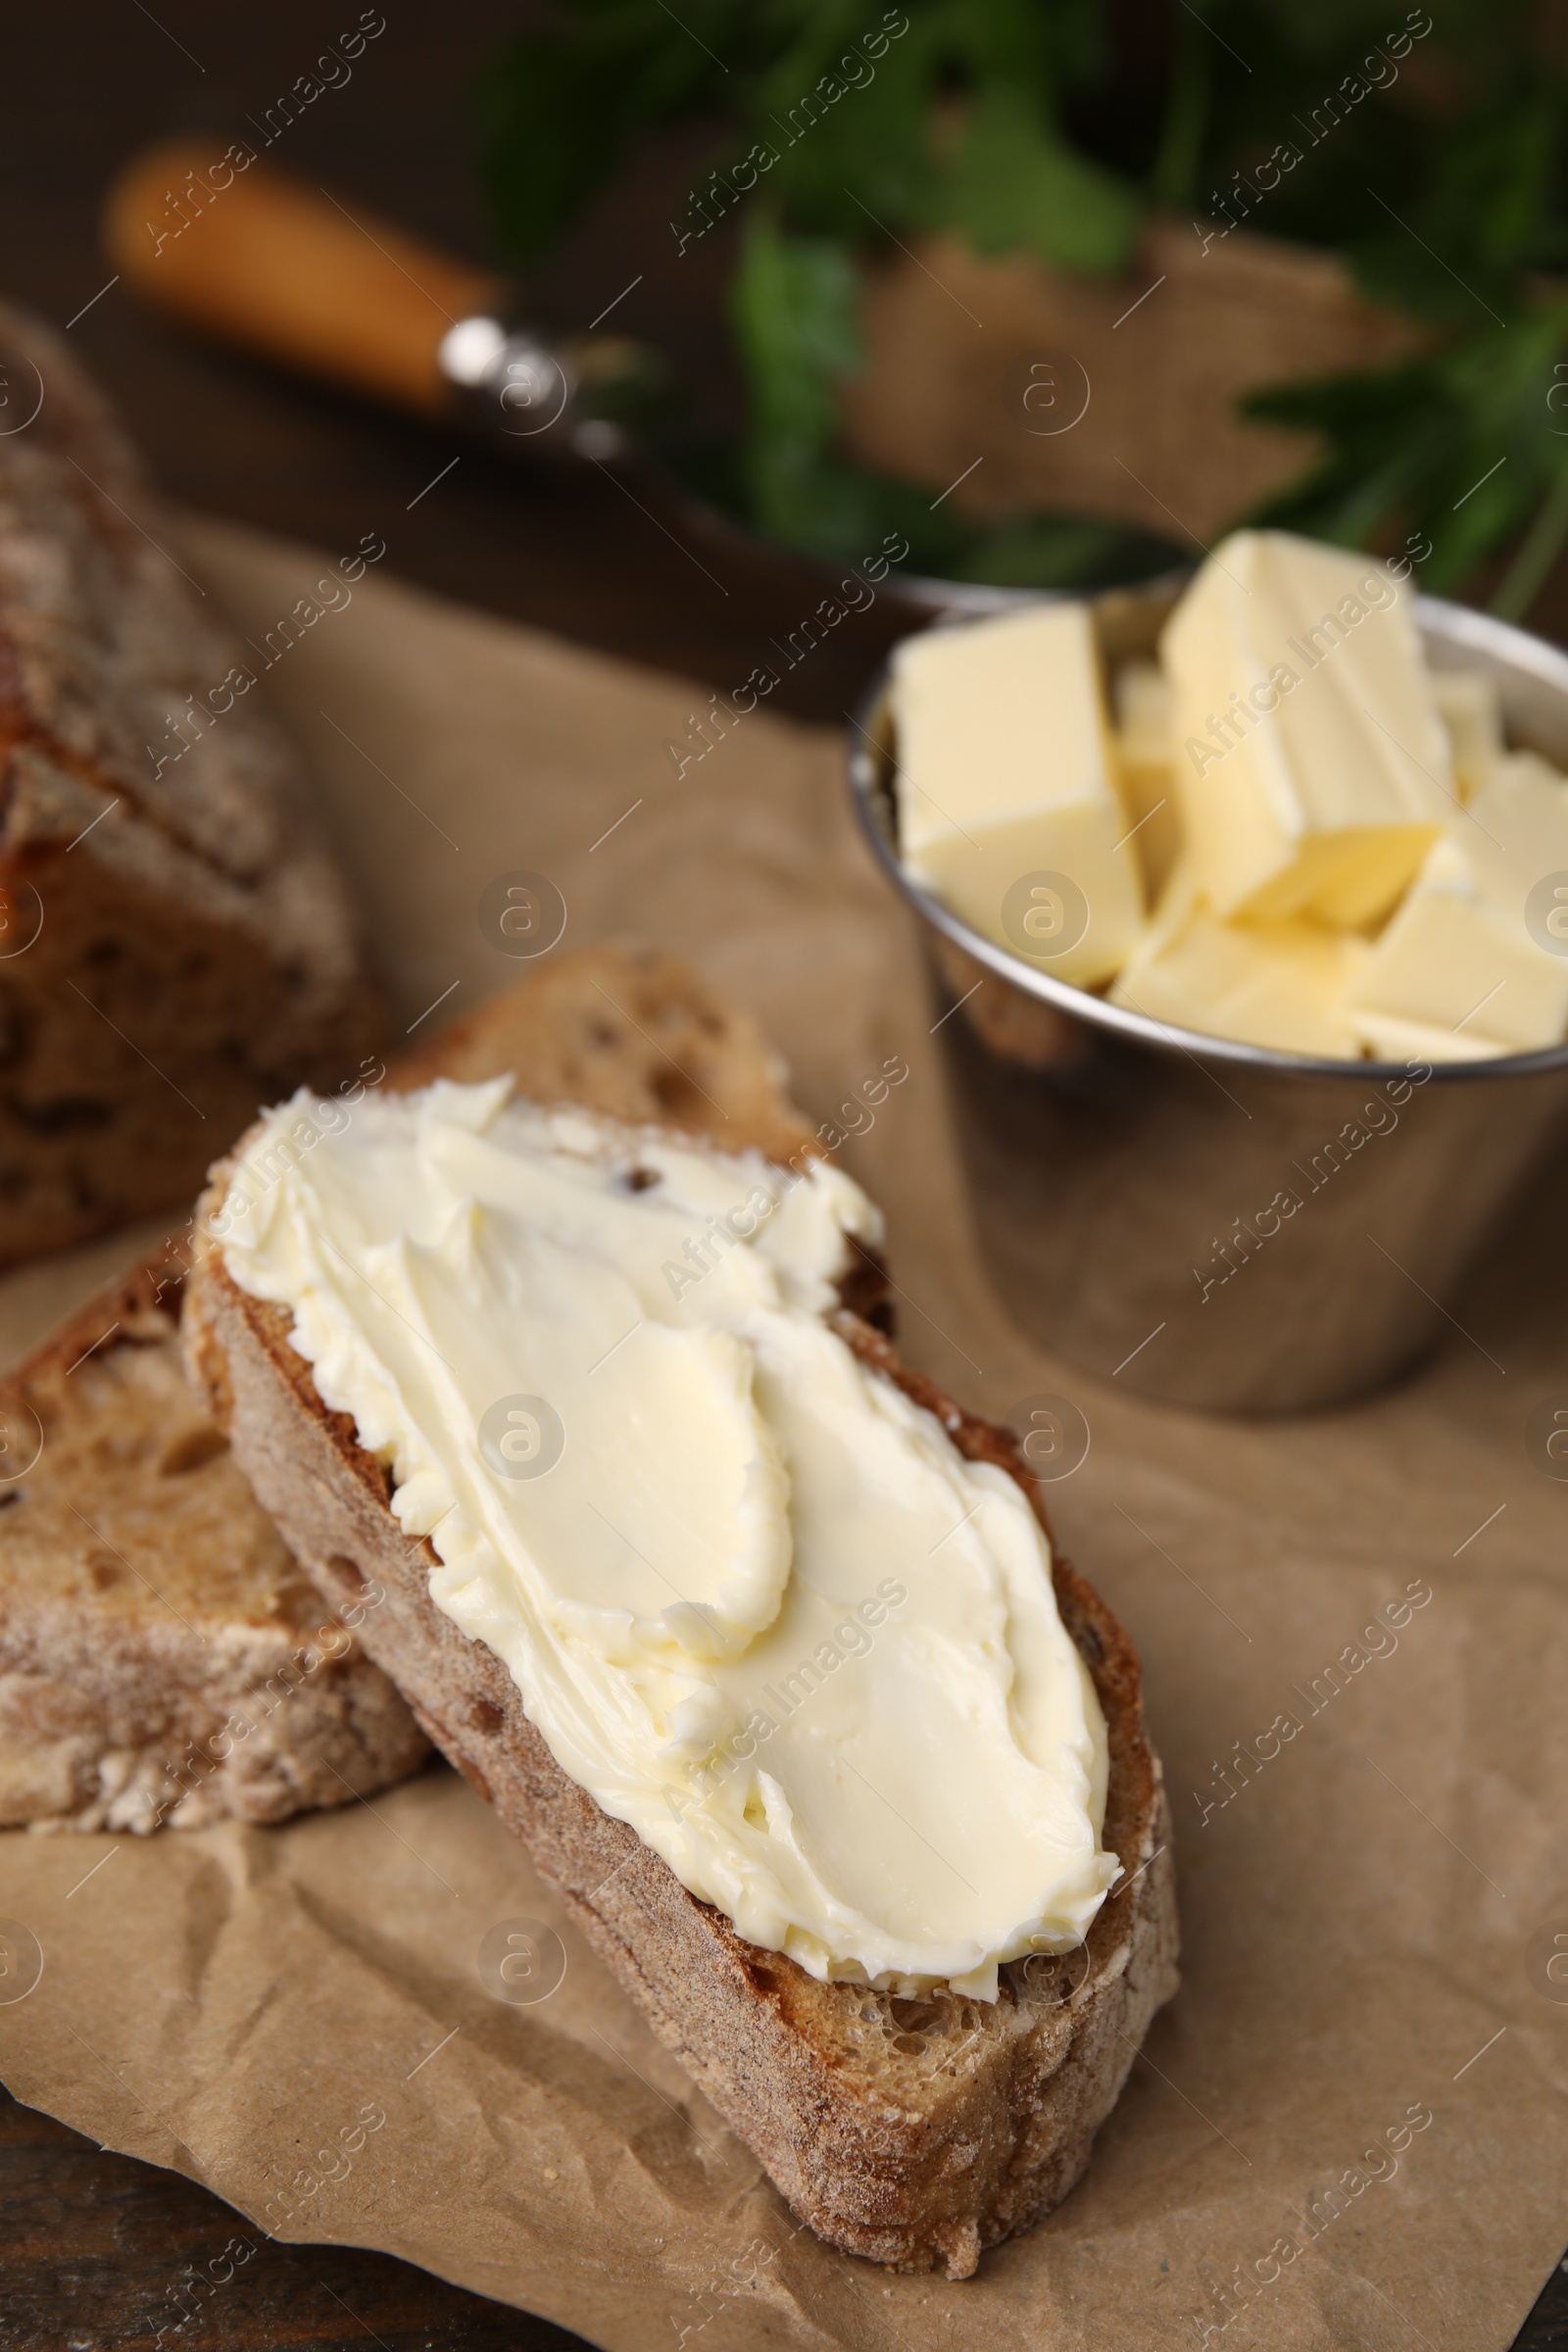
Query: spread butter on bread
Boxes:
[{"xmin": 184, "ymin": 946, "xmax": 1178, "ymax": 2277}]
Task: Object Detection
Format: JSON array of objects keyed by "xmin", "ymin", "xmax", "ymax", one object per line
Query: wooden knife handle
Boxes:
[{"xmin": 104, "ymin": 138, "xmax": 509, "ymax": 417}]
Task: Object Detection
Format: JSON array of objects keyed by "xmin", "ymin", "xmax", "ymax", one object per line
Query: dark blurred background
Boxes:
[{"xmin": 3, "ymin": 2, "xmax": 917, "ymax": 729}]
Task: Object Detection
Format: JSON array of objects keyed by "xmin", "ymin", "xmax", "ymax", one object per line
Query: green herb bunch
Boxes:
[{"xmin": 474, "ymin": 0, "xmax": 1568, "ymax": 606}]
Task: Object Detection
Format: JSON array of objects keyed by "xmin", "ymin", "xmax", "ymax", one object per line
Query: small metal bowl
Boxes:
[{"xmin": 849, "ymin": 585, "xmax": 1568, "ymax": 1413}]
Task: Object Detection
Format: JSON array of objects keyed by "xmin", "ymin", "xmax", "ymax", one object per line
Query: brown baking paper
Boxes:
[{"xmin": 1, "ymin": 518, "xmax": 1565, "ymax": 2352}]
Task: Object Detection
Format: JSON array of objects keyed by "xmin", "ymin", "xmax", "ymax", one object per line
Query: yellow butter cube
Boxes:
[
  {"xmin": 1347, "ymin": 754, "xmax": 1568, "ymax": 1055},
  {"xmin": 1432, "ymin": 667, "xmax": 1503, "ymax": 803},
  {"xmin": 893, "ymin": 605, "xmax": 1145, "ymax": 988},
  {"xmin": 1112, "ymin": 660, "xmax": 1180, "ymax": 899},
  {"xmin": 1351, "ymin": 1012, "xmax": 1500, "ymax": 1065},
  {"xmin": 1161, "ymin": 530, "xmax": 1451, "ymax": 926},
  {"xmin": 1110, "ymin": 868, "xmax": 1371, "ymax": 1058}
]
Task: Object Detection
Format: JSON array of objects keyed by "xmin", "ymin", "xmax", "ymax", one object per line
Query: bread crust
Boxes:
[
  {"xmin": 0, "ymin": 1256, "xmax": 427, "ymax": 1832},
  {"xmin": 186, "ymin": 1103, "xmax": 1178, "ymax": 2278},
  {"xmin": 388, "ymin": 943, "xmax": 811, "ymax": 1166}
]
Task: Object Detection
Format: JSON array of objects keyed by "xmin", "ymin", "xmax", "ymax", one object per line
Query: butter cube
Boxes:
[
  {"xmin": 1161, "ymin": 530, "xmax": 1451, "ymax": 926},
  {"xmin": 1346, "ymin": 755, "xmax": 1568, "ymax": 1056},
  {"xmin": 893, "ymin": 605, "xmax": 1144, "ymax": 987},
  {"xmin": 1433, "ymin": 667, "xmax": 1503, "ymax": 803},
  {"xmin": 1110, "ymin": 867, "xmax": 1371, "ymax": 1058},
  {"xmin": 1464, "ymin": 749, "xmax": 1568, "ymax": 906},
  {"xmin": 1351, "ymin": 1012, "xmax": 1499, "ymax": 1065},
  {"xmin": 1112, "ymin": 661, "xmax": 1180, "ymax": 898}
]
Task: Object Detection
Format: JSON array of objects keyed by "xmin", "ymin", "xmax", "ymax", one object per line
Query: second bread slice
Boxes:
[{"xmin": 0, "ymin": 1259, "xmax": 428, "ymax": 1832}]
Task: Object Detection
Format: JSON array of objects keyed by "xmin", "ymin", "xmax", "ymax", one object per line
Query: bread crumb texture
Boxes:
[{"xmin": 0, "ymin": 1265, "xmax": 426, "ymax": 1832}]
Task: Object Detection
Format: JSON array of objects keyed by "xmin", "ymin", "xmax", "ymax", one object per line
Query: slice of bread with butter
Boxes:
[{"xmin": 184, "ymin": 944, "xmax": 1178, "ymax": 2278}]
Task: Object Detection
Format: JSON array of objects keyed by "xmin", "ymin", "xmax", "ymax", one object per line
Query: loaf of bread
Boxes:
[
  {"xmin": 186, "ymin": 945, "xmax": 1179, "ymax": 2278},
  {"xmin": 0, "ymin": 298, "xmax": 384, "ymax": 1264}
]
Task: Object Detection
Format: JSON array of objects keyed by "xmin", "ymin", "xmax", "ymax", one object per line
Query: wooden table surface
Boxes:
[{"xmin": 1, "ymin": 7, "xmax": 1564, "ymax": 2345}]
